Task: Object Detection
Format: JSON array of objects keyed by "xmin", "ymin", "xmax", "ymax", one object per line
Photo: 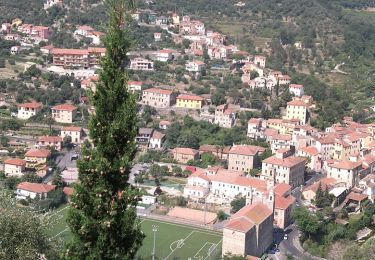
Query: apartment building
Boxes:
[
  {"xmin": 228, "ymin": 145, "xmax": 266, "ymax": 173},
  {"xmin": 214, "ymin": 104, "xmax": 236, "ymax": 128},
  {"xmin": 285, "ymin": 99, "xmax": 308, "ymax": 124},
  {"xmin": 142, "ymin": 88, "xmax": 174, "ymax": 108},
  {"xmin": 17, "ymin": 24, "xmax": 53, "ymax": 40},
  {"xmin": 17, "ymin": 102, "xmax": 43, "ymax": 120},
  {"xmin": 51, "ymin": 104, "xmax": 77, "ymax": 123},
  {"xmin": 261, "ymin": 153, "xmax": 306, "ymax": 188},
  {"xmin": 326, "ymin": 160, "xmax": 363, "ymax": 188},
  {"xmin": 130, "ymin": 58, "xmax": 154, "ymax": 71},
  {"xmin": 25, "ymin": 149, "xmax": 51, "ymax": 169},
  {"xmin": 52, "ymin": 47, "xmax": 105, "ymax": 68}
]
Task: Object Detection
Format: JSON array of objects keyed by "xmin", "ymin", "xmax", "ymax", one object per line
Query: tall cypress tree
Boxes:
[{"xmin": 64, "ymin": 0, "xmax": 144, "ymax": 258}]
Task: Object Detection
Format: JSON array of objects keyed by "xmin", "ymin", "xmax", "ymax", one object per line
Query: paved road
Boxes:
[{"xmin": 56, "ymin": 148, "xmax": 78, "ymax": 170}]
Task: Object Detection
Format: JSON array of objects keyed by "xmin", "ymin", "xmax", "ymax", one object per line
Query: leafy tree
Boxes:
[
  {"xmin": 0, "ymin": 135, "xmax": 9, "ymax": 147},
  {"xmin": 21, "ymin": 173, "xmax": 42, "ymax": 183},
  {"xmin": 176, "ymin": 196, "xmax": 187, "ymax": 207},
  {"xmin": 230, "ymin": 195, "xmax": 246, "ymax": 213},
  {"xmin": 0, "ymin": 192, "xmax": 58, "ymax": 259},
  {"xmin": 217, "ymin": 210, "xmax": 228, "ymax": 221},
  {"xmin": 3, "ymin": 176, "xmax": 21, "ymax": 190},
  {"xmin": 293, "ymin": 206, "xmax": 320, "ymax": 239},
  {"xmin": 63, "ymin": 135, "xmax": 73, "ymax": 149},
  {"xmin": 52, "ymin": 168, "xmax": 63, "ymax": 188},
  {"xmin": 64, "ymin": 1, "xmax": 144, "ymax": 259}
]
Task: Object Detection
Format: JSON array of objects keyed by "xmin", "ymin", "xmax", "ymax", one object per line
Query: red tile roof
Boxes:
[
  {"xmin": 52, "ymin": 48, "xmax": 89, "ymax": 55},
  {"xmin": 62, "ymin": 126, "xmax": 82, "ymax": 132},
  {"xmin": 287, "ymin": 100, "xmax": 306, "ymax": 107},
  {"xmin": 173, "ymin": 147, "xmax": 199, "ymax": 155},
  {"xmin": 128, "ymin": 81, "xmax": 143, "ymax": 85},
  {"xmin": 226, "ymin": 203, "xmax": 273, "ymax": 232},
  {"xmin": 17, "ymin": 182, "xmax": 56, "ymax": 193},
  {"xmin": 210, "ymin": 170, "xmax": 267, "ymax": 190},
  {"xmin": 143, "ymin": 88, "xmax": 173, "ymax": 95},
  {"xmin": 52, "ymin": 104, "xmax": 77, "ymax": 111},
  {"xmin": 25, "ymin": 149, "xmax": 51, "ymax": 158},
  {"xmin": 18, "ymin": 102, "xmax": 43, "ymax": 109},
  {"xmin": 151, "ymin": 130, "xmax": 165, "ymax": 140},
  {"xmin": 229, "ymin": 145, "xmax": 266, "ymax": 156},
  {"xmin": 4, "ymin": 158, "xmax": 26, "ymax": 166},
  {"xmin": 87, "ymin": 47, "xmax": 106, "ymax": 54},
  {"xmin": 274, "ymin": 183, "xmax": 291, "ymax": 196},
  {"xmin": 248, "ymin": 118, "xmax": 262, "ymax": 124},
  {"xmin": 177, "ymin": 94, "xmax": 204, "ymax": 101},
  {"xmin": 63, "ymin": 187, "xmax": 74, "ymax": 196},
  {"xmin": 38, "ymin": 136, "xmax": 63, "ymax": 143},
  {"xmin": 346, "ymin": 191, "xmax": 368, "ymax": 202},
  {"xmin": 275, "ymin": 194, "xmax": 295, "ymax": 210},
  {"xmin": 263, "ymin": 156, "xmax": 306, "ymax": 168},
  {"xmin": 301, "ymin": 146, "xmax": 319, "ymax": 156},
  {"xmin": 329, "ymin": 160, "xmax": 362, "ymax": 170}
]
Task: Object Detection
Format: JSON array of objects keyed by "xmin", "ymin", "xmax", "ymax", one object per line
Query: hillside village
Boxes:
[{"xmin": 1, "ymin": 0, "xmax": 375, "ymax": 259}]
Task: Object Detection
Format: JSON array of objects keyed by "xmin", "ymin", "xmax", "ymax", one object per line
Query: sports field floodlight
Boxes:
[{"xmin": 152, "ymin": 225, "xmax": 159, "ymax": 260}]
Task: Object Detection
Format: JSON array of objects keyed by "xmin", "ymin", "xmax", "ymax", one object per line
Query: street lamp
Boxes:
[{"xmin": 152, "ymin": 225, "xmax": 158, "ymax": 260}]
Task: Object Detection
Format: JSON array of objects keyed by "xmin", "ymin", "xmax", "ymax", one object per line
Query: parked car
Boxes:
[{"xmin": 284, "ymin": 234, "xmax": 288, "ymax": 240}]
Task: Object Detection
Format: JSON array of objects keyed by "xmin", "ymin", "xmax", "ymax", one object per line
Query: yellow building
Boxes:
[
  {"xmin": 285, "ymin": 100, "xmax": 308, "ymax": 124},
  {"xmin": 12, "ymin": 18, "xmax": 23, "ymax": 27},
  {"xmin": 176, "ymin": 94, "xmax": 204, "ymax": 109},
  {"xmin": 25, "ymin": 149, "xmax": 51, "ymax": 169},
  {"xmin": 266, "ymin": 118, "xmax": 299, "ymax": 135}
]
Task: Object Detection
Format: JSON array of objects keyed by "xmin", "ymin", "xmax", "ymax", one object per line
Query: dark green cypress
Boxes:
[{"xmin": 64, "ymin": 0, "xmax": 144, "ymax": 259}]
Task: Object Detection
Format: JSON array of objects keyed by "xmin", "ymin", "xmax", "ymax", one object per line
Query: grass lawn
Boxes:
[
  {"xmin": 46, "ymin": 205, "xmax": 223, "ymax": 259},
  {"xmin": 45, "ymin": 204, "xmax": 72, "ymax": 242},
  {"xmin": 138, "ymin": 218, "xmax": 222, "ymax": 259}
]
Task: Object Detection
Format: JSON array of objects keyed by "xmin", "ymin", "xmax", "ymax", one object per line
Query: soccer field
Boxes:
[
  {"xmin": 45, "ymin": 204, "xmax": 72, "ymax": 242},
  {"xmin": 138, "ymin": 218, "xmax": 222, "ymax": 260},
  {"xmin": 46, "ymin": 206, "xmax": 222, "ymax": 259}
]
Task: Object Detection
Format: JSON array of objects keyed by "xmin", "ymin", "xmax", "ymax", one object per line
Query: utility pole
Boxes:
[{"xmin": 152, "ymin": 225, "xmax": 158, "ymax": 260}]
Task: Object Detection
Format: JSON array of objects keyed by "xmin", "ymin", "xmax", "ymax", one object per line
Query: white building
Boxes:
[
  {"xmin": 128, "ymin": 81, "xmax": 143, "ymax": 92},
  {"xmin": 155, "ymin": 49, "xmax": 174, "ymax": 62},
  {"xmin": 247, "ymin": 118, "xmax": 263, "ymax": 139},
  {"xmin": 149, "ymin": 130, "xmax": 165, "ymax": 149},
  {"xmin": 185, "ymin": 60, "xmax": 206, "ymax": 72},
  {"xmin": 289, "ymin": 84, "xmax": 304, "ymax": 97},
  {"xmin": 16, "ymin": 182, "xmax": 56, "ymax": 199},
  {"xmin": 254, "ymin": 55, "xmax": 266, "ymax": 68},
  {"xmin": 326, "ymin": 160, "xmax": 362, "ymax": 188},
  {"xmin": 17, "ymin": 102, "xmax": 43, "ymax": 120},
  {"xmin": 4, "ymin": 158, "xmax": 26, "ymax": 177},
  {"xmin": 130, "ymin": 58, "xmax": 154, "ymax": 71},
  {"xmin": 60, "ymin": 126, "xmax": 83, "ymax": 144}
]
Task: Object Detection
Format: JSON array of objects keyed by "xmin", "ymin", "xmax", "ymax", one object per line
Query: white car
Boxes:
[{"xmin": 284, "ymin": 234, "xmax": 288, "ymax": 240}]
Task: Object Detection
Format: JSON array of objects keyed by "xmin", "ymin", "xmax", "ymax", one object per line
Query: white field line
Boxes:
[
  {"xmin": 164, "ymin": 231, "xmax": 194, "ymax": 260},
  {"xmin": 48, "ymin": 205, "xmax": 69, "ymax": 218},
  {"xmin": 203, "ymin": 239, "xmax": 222, "ymax": 260},
  {"xmin": 51, "ymin": 226, "xmax": 69, "ymax": 240},
  {"xmin": 141, "ymin": 218, "xmax": 221, "ymax": 236},
  {"xmin": 194, "ymin": 242, "xmax": 215, "ymax": 259}
]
